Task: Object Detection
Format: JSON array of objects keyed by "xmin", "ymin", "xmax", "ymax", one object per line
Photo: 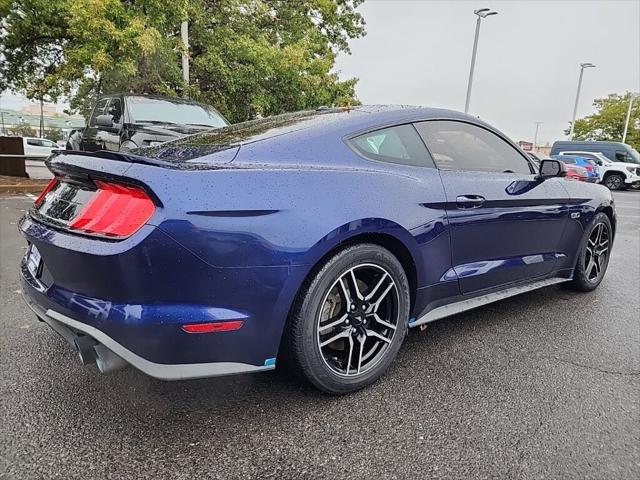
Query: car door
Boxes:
[
  {"xmin": 347, "ymin": 123, "xmax": 454, "ymax": 305},
  {"xmin": 415, "ymin": 120, "xmax": 569, "ymax": 295},
  {"xmin": 81, "ymin": 97, "xmax": 109, "ymax": 152}
]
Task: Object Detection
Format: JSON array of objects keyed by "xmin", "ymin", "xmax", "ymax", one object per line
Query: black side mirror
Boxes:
[
  {"xmin": 96, "ymin": 114, "xmax": 114, "ymax": 128},
  {"xmin": 537, "ymin": 159, "xmax": 567, "ymax": 180},
  {"xmin": 596, "ymin": 160, "xmax": 604, "ymax": 166}
]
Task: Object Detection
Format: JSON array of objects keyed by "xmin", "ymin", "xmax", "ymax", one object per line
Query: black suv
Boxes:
[{"xmin": 67, "ymin": 94, "xmax": 228, "ymax": 152}]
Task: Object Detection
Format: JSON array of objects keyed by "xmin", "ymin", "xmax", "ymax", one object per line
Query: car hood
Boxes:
[{"xmin": 606, "ymin": 161, "xmax": 640, "ymax": 169}]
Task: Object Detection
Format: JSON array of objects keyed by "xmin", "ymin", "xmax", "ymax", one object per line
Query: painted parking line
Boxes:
[{"xmin": 25, "ymin": 193, "xmax": 37, "ymax": 200}]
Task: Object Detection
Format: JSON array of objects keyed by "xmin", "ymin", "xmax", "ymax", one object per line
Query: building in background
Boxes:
[{"xmin": 0, "ymin": 108, "xmax": 85, "ymax": 141}]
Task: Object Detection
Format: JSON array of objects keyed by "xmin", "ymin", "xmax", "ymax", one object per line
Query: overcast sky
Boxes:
[{"xmin": 335, "ymin": 0, "xmax": 640, "ymax": 145}]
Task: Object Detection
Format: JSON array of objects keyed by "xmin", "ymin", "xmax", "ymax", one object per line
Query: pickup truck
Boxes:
[{"xmin": 67, "ymin": 94, "xmax": 228, "ymax": 152}]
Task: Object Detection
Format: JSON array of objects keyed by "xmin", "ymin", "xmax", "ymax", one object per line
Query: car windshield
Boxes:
[
  {"xmin": 630, "ymin": 148, "xmax": 640, "ymax": 164},
  {"xmin": 127, "ymin": 97, "xmax": 228, "ymax": 128}
]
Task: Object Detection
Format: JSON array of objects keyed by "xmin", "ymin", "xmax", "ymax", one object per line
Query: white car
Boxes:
[
  {"xmin": 22, "ymin": 137, "xmax": 60, "ymax": 159},
  {"xmin": 559, "ymin": 151, "xmax": 640, "ymax": 190}
]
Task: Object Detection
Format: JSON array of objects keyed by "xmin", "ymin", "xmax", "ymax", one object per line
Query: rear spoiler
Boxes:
[{"xmin": 47, "ymin": 149, "xmax": 175, "ymax": 169}]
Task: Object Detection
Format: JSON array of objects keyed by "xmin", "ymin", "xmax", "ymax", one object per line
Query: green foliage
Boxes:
[
  {"xmin": 44, "ymin": 126, "xmax": 64, "ymax": 142},
  {"xmin": 10, "ymin": 124, "xmax": 37, "ymax": 137},
  {"xmin": 567, "ymin": 92, "xmax": 640, "ymax": 150},
  {"xmin": 1, "ymin": 0, "xmax": 366, "ymax": 122}
]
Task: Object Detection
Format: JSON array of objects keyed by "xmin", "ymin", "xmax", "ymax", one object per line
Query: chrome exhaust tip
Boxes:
[
  {"xmin": 74, "ymin": 335, "xmax": 98, "ymax": 365},
  {"xmin": 94, "ymin": 344, "xmax": 127, "ymax": 374}
]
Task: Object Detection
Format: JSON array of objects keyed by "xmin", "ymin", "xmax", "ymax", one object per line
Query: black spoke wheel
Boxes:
[
  {"xmin": 282, "ymin": 244, "xmax": 410, "ymax": 394},
  {"xmin": 569, "ymin": 212, "xmax": 613, "ymax": 292}
]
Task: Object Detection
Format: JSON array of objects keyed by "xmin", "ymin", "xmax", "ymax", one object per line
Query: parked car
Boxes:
[
  {"xmin": 22, "ymin": 137, "xmax": 60, "ymax": 159},
  {"xmin": 558, "ymin": 150, "xmax": 640, "ymax": 190},
  {"xmin": 527, "ymin": 152, "xmax": 589, "ymax": 181},
  {"xmin": 551, "ymin": 140, "xmax": 640, "ymax": 164},
  {"xmin": 551, "ymin": 154, "xmax": 599, "ymax": 183},
  {"xmin": 21, "ymin": 106, "xmax": 615, "ymax": 394},
  {"xmin": 67, "ymin": 94, "xmax": 229, "ymax": 152}
]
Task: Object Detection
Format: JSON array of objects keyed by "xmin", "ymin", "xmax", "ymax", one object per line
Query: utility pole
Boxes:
[
  {"xmin": 533, "ymin": 122, "xmax": 542, "ymax": 150},
  {"xmin": 181, "ymin": 20, "xmax": 189, "ymax": 98},
  {"xmin": 622, "ymin": 93, "xmax": 636, "ymax": 144},
  {"xmin": 39, "ymin": 97, "xmax": 44, "ymax": 138}
]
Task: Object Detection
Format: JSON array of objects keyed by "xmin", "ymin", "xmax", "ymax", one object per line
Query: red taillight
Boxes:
[
  {"xmin": 68, "ymin": 180, "xmax": 155, "ymax": 238},
  {"xmin": 181, "ymin": 321, "xmax": 244, "ymax": 334},
  {"xmin": 34, "ymin": 177, "xmax": 59, "ymax": 206}
]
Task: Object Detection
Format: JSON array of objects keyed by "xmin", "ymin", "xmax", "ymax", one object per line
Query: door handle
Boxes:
[{"xmin": 456, "ymin": 195, "xmax": 485, "ymax": 209}]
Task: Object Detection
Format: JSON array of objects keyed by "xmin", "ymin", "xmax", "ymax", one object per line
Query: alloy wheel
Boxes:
[
  {"xmin": 584, "ymin": 222, "xmax": 610, "ymax": 282},
  {"xmin": 605, "ymin": 175, "xmax": 623, "ymax": 190},
  {"xmin": 316, "ymin": 263, "xmax": 399, "ymax": 377}
]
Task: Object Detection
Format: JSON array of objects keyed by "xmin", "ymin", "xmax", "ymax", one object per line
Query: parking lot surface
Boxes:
[{"xmin": 1, "ymin": 191, "xmax": 638, "ymax": 480}]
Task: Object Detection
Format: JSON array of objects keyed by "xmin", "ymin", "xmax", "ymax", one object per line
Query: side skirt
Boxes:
[{"xmin": 409, "ymin": 276, "xmax": 570, "ymax": 328}]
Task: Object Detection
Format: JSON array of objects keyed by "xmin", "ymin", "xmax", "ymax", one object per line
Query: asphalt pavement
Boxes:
[{"xmin": 1, "ymin": 191, "xmax": 638, "ymax": 480}]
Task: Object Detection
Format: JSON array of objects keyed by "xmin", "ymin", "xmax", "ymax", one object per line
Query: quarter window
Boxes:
[
  {"xmin": 349, "ymin": 124, "xmax": 435, "ymax": 168},
  {"xmin": 415, "ymin": 121, "xmax": 532, "ymax": 174}
]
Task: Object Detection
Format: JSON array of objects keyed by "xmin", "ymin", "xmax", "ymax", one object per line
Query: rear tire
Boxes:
[
  {"xmin": 568, "ymin": 212, "xmax": 612, "ymax": 292},
  {"xmin": 283, "ymin": 244, "xmax": 410, "ymax": 394},
  {"xmin": 603, "ymin": 173, "xmax": 625, "ymax": 190}
]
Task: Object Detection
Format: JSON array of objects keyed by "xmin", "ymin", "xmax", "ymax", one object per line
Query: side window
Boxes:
[
  {"xmin": 107, "ymin": 98, "xmax": 123, "ymax": 124},
  {"xmin": 415, "ymin": 121, "xmax": 532, "ymax": 174},
  {"xmin": 348, "ymin": 124, "xmax": 435, "ymax": 168},
  {"xmin": 89, "ymin": 98, "xmax": 109, "ymax": 127},
  {"xmin": 615, "ymin": 150, "xmax": 631, "ymax": 162},
  {"xmin": 26, "ymin": 139, "xmax": 42, "ymax": 146}
]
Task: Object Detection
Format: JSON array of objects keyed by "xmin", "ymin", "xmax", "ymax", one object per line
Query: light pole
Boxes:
[
  {"xmin": 568, "ymin": 62, "xmax": 595, "ymax": 139},
  {"xmin": 533, "ymin": 121, "xmax": 543, "ymax": 150},
  {"xmin": 464, "ymin": 8, "xmax": 498, "ymax": 114},
  {"xmin": 622, "ymin": 93, "xmax": 637, "ymax": 144}
]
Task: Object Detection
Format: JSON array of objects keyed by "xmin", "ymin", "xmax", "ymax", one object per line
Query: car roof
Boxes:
[
  {"xmin": 151, "ymin": 105, "xmax": 502, "ymax": 148},
  {"xmin": 136, "ymin": 105, "xmax": 522, "ymax": 164}
]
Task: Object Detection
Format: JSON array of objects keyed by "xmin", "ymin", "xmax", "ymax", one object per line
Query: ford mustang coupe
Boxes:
[{"xmin": 20, "ymin": 106, "xmax": 615, "ymax": 394}]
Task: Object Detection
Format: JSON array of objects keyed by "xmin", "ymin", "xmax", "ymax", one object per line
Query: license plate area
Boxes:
[{"xmin": 27, "ymin": 244, "xmax": 42, "ymax": 278}]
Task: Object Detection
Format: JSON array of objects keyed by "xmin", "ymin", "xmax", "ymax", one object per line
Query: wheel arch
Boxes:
[{"xmin": 277, "ymin": 224, "xmax": 421, "ymax": 358}]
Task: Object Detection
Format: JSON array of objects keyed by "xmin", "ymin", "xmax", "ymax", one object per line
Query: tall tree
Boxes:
[
  {"xmin": 0, "ymin": 0, "xmax": 366, "ymax": 122},
  {"xmin": 567, "ymin": 92, "xmax": 640, "ymax": 150}
]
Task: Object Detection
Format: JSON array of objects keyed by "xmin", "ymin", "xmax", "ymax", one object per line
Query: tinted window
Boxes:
[
  {"xmin": 416, "ymin": 121, "xmax": 532, "ymax": 174},
  {"xmin": 107, "ymin": 98, "xmax": 123, "ymax": 124},
  {"xmin": 615, "ymin": 150, "xmax": 637, "ymax": 163},
  {"xmin": 349, "ymin": 124, "xmax": 434, "ymax": 168},
  {"xmin": 26, "ymin": 139, "xmax": 42, "ymax": 146},
  {"xmin": 42, "ymin": 139, "xmax": 58, "ymax": 147},
  {"xmin": 90, "ymin": 98, "xmax": 109, "ymax": 127},
  {"xmin": 127, "ymin": 97, "xmax": 227, "ymax": 128}
]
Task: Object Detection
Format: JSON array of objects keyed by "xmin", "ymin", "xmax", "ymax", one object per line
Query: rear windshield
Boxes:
[{"xmin": 135, "ymin": 109, "xmax": 348, "ymax": 163}]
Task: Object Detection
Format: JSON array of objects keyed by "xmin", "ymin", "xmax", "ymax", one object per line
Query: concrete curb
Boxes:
[{"xmin": 0, "ymin": 184, "xmax": 48, "ymax": 195}]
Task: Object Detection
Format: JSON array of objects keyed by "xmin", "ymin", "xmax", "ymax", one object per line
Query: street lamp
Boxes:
[
  {"xmin": 464, "ymin": 8, "xmax": 498, "ymax": 114},
  {"xmin": 622, "ymin": 93, "xmax": 638, "ymax": 144},
  {"xmin": 568, "ymin": 62, "xmax": 596, "ymax": 139}
]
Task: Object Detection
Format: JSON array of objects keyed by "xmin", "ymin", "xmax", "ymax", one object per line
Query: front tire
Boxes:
[
  {"xmin": 603, "ymin": 173, "xmax": 625, "ymax": 190},
  {"xmin": 284, "ymin": 244, "xmax": 410, "ymax": 394},
  {"xmin": 569, "ymin": 212, "xmax": 612, "ymax": 292}
]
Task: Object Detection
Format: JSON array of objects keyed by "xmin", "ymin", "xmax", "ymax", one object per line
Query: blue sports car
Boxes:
[{"xmin": 20, "ymin": 106, "xmax": 616, "ymax": 394}]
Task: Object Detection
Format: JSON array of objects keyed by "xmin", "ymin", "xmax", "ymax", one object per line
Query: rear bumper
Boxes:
[
  {"xmin": 22, "ymin": 288, "xmax": 273, "ymax": 380},
  {"xmin": 19, "ymin": 214, "xmax": 309, "ymax": 379}
]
